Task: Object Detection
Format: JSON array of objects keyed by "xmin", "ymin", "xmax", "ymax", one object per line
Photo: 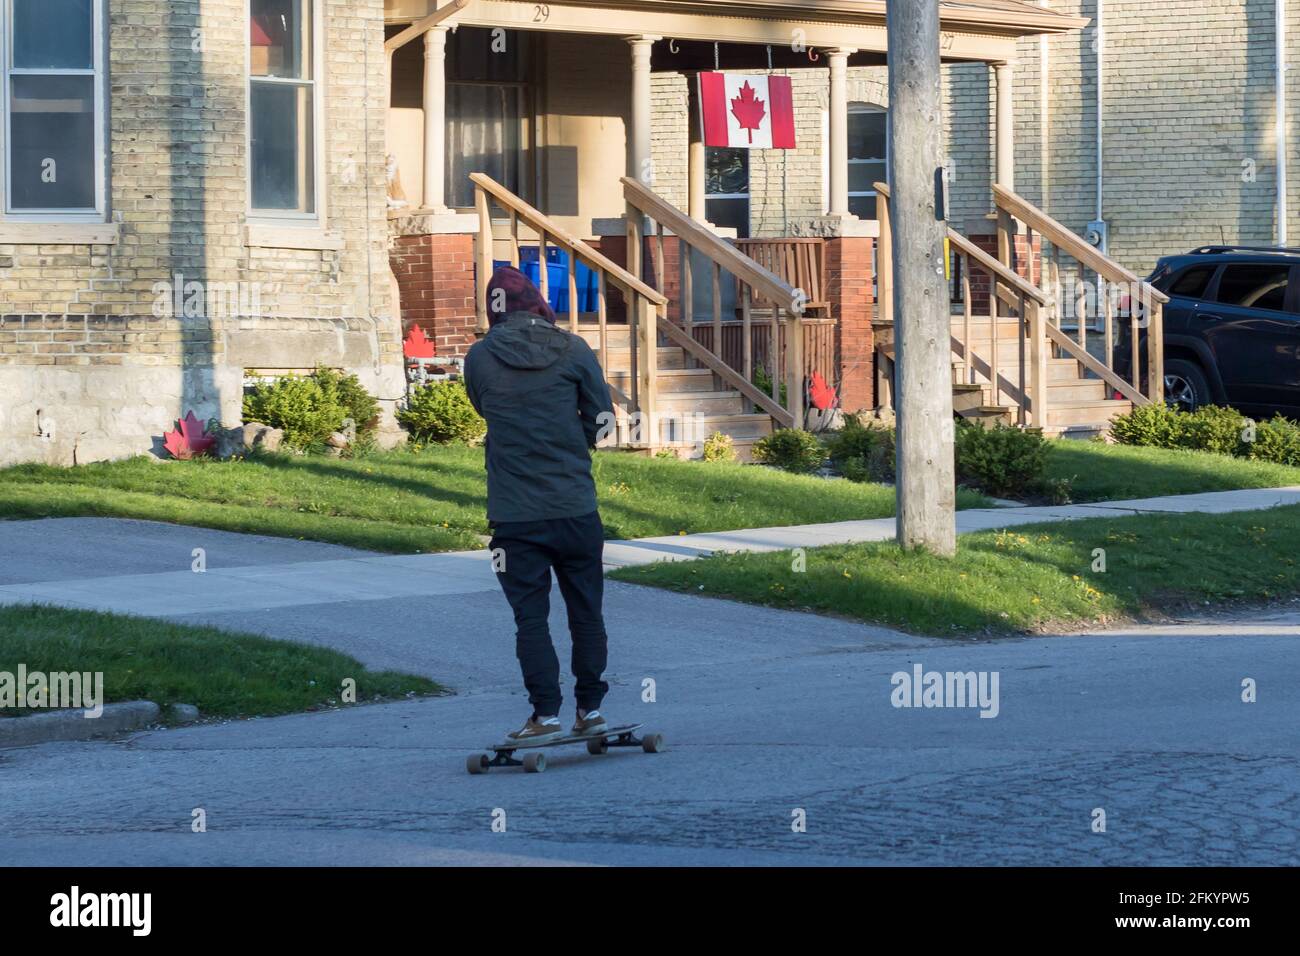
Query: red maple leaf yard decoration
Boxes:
[
  {"xmin": 809, "ymin": 371, "xmax": 838, "ymax": 411},
  {"xmin": 730, "ymin": 82, "xmax": 766, "ymax": 144},
  {"xmin": 163, "ymin": 411, "xmax": 216, "ymax": 460},
  {"xmin": 403, "ymin": 324, "xmax": 436, "ymax": 359}
]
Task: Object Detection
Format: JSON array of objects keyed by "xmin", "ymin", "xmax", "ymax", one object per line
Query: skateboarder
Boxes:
[{"xmin": 464, "ymin": 266, "xmax": 616, "ymax": 746}]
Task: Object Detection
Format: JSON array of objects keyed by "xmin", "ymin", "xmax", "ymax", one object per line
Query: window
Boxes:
[
  {"xmin": 847, "ymin": 106, "xmax": 887, "ymax": 220},
  {"xmin": 445, "ymin": 27, "xmax": 529, "ymax": 210},
  {"xmin": 1167, "ymin": 264, "xmax": 1215, "ymax": 300},
  {"xmin": 705, "ymin": 147, "xmax": 749, "ymax": 238},
  {"xmin": 249, "ymin": 0, "xmax": 318, "ymax": 217},
  {"xmin": 2, "ymin": 0, "xmax": 105, "ymax": 218},
  {"xmin": 1214, "ymin": 264, "xmax": 1291, "ymax": 312}
]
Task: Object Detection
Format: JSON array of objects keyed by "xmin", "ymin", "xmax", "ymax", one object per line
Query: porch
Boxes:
[{"xmin": 380, "ymin": 0, "xmax": 1157, "ymax": 455}]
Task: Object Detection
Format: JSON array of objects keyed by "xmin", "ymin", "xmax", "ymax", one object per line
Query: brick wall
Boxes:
[
  {"xmin": 0, "ymin": 0, "xmax": 401, "ymax": 466},
  {"xmin": 391, "ymin": 233, "xmax": 478, "ymax": 357},
  {"xmin": 825, "ymin": 237, "xmax": 875, "ymax": 412}
]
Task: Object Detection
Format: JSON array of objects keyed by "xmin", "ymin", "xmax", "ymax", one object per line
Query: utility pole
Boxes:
[{"xmin": 887, "ymin": 0, "xmax": 956, "ymax": 556}]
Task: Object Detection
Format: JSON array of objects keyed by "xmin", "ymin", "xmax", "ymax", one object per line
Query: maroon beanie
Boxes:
[{"xmin": 485, "ymin": 265, "xmax": 556, "ymax": 327}]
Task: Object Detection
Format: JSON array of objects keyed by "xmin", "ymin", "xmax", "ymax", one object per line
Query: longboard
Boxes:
[{"xmin": 466, "ymin": 723, "xmax": 664, "ymax": 774}]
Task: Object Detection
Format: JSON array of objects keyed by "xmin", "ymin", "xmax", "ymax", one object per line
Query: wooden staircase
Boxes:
[
  {"xmin": 874, "ymin": 181, "xmax": 1168, "ymax": 438},
  {"xmin": 577, "ymin": 324, "xmax": 773, "ymax": 459},
  {"xmin": 471, "ymin": 172, "xmax": 812, "ymax": 461}
]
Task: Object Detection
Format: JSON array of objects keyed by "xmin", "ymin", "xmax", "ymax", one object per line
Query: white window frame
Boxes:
[
  {"xmin": 847, "ymin": 103, "xmax": 888, "ymax": 219},
  {"xmin": 0, "ymin": 0, "xmax": 108, "ymax": 223},
  {"xmin": 704, "ymin": 146, "xmax": 750, "ymax": 238},
  {"xmin": 246, "ymin": 0, "xmax": 325, "ymax": 225}
]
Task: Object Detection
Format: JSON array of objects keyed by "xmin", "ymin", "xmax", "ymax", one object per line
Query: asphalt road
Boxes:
[{"xmin": 0, "ymin": 518, "xmax": 1296, "ymax": 866}]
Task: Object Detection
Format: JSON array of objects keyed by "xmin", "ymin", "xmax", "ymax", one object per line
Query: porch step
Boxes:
[
  {"xmin": 654, "ymin": 390, "xmax": 745, "ymax": 415},
  {"xmin": 600, "ymin": 346, "xmax": 688, "ymax": 371},
  {"xmin": 1044, "ymin": 398, "xmax": 1132, "ymax": 428},
  {"xmin": 608, "ymin": 366, "xmax": 716, "ymax": 393}
]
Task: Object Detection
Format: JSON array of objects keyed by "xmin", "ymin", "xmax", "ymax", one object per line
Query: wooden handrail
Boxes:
[
  {"xmin": 992, "ymin": 184, "xmax": 1169, "ymax": 304},
  {"xmin": 622, "ymin": 176, "xmax": 802, "ymax": 314},
  {"xmin": 1045, "ymin": 323, "xmax": 1150, "ymax": 406},
  {"xmin": 875, "ymin": 181, "xmax": 1047, "ymax": 306},
  {"xmin": 472, "ymin": 173, "xmax": 667, "ymax": 308},
  {"xmin": 658, "ymin": 320, "xmax": 795, "ymax": 428},
  {"xmin": 384, "ymin": 0, "xmax": 468, "ymax": 52}
]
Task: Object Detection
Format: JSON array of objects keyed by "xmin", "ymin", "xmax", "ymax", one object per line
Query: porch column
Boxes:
[
  {"xmin": 423, "ymin": 25, "xmax": 449, "ymax": 211},
  {"xmin": 993, "ymin": 61, "xmax": 1014, "ymax": 189},
  {"xmin": 827, "ymin": 48, "xmax": 856, "ymax": 216},
  {"xmin": 625, "ymin": 35, "xmax": 658, "ymax": 185},
  {"xmin": 687, "ymin": 73, "xmax": 706, "ymax": 219}
]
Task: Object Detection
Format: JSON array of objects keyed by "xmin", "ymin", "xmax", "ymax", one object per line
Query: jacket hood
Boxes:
[{"xmin": 483, "ymin": 312, "xmax": 571, "ymax": 370}]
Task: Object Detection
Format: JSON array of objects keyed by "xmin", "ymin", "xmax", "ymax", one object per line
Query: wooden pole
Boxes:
[{"xmin": 888, "ymin": 0, "xmax": 956, "ymax": 556}]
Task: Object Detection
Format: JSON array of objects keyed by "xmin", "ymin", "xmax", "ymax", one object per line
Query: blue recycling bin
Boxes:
[{"xmin": 491, "ymin": 246, "xmax": 597, "ymax": 315}]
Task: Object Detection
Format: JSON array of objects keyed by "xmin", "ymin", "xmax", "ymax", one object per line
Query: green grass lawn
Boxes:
[
  {"xmin": 0, "ymin": 445, "xmax": 990, "ymax": 554},
  {"xmin": 1046, "ymin": 440, "xmax": 1300, "ymax": 502},
  {"xmin": 610, "ymin": 505, "xmax": 1300, "ymax": 636},
  {"xmin": 0, "ymin": 605, "xmax": 442, "ymax": 719}
]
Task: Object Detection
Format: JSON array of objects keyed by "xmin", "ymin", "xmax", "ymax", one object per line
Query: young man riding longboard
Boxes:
[{"xmin": 464, "ymin": 266, "xmax": 616, "ymax": 746}]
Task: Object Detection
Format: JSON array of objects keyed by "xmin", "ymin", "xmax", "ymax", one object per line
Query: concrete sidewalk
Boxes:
[{"xmin": 2, "ymin": 486, "xmax": 1298, "ymax": 621}]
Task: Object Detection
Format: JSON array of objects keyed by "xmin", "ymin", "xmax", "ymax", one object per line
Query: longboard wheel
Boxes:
[
  {"xmin": 586, "ymin": 738, "xmax": 609, "ymax": 755},
  {"xmin": 641, "ymin": 733, "xmax": 665, "ymax": 754},
  {"xmin": 522, "ymin": 752, "xmax": 546, "ymax": 773},
  {"xmin": 467, "ymin": 754, "xmax": 489, "ymax": 775}
]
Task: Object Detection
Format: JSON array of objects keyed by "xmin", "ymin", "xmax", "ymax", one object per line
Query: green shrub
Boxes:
[
  {"xmin": 397, "ymin": 380, "xmax": 486, "ymax": 444},
  {"xmin": 1250, "ymin": 414, "xmax": 1300, "ymax": 466},
  {"xmin": 701, "ymin": 431, "xmax": 737, "ymax": 463},
  {"xmin": 243, "ymin": 373, "xmax": 348, "ymax": 451},
  {"xmin": 1178, "ymin": 405, "xmax": 1249, "ymax": 456},
  {"xmin": 954, "ymin": 420, "xmax": 1052, "ymax": 499},
  {"xmin": 825, "ymin": 413, "xmax": 895, "ymax": 482},
  {"xmin": 752, "ymin": 428, "xmax": 825, "ymax": 473},
  {"xmin": 314, "ymin": 366, "xmax": 380, "ymax": 440},
  {"xmin": 752, "ymin": 365, "xmax": 787, "ymax": 406},
  {"xmin": 1110, "ymin": 402, "xmax": 1184, "ymax": 449}
]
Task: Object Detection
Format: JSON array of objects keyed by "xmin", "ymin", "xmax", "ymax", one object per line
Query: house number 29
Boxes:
[{"xmin": 533, "ymin": 4, "xmax": 550, "ymax": 21}]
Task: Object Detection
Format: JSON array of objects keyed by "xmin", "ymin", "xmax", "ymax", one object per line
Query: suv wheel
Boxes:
[{"xmin": 1163, "ymin": 359, "xmax": 1212, "ymax": 413}]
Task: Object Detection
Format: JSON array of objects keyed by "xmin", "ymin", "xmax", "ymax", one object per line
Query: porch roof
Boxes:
[{"xmin": 386, "ymin": 0, "xmax": 1088, "ymax": 63}]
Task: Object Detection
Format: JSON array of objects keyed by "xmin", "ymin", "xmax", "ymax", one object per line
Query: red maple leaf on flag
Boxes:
[
  {"xmin": 730, "ymin": 81, "xmax": 766, "ymax": 144},
  {"xmin": 809, "ymin": 371, "xmax": 838, "ymax": 411},
  {"xmin": 163, "ymin": 410, "xmax": 216, "ymax": 460}
]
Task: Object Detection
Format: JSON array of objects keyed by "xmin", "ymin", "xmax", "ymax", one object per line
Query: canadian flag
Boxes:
[{"xmin": 698, "ymin": 72, "xmax": 796, "ymax": 150}]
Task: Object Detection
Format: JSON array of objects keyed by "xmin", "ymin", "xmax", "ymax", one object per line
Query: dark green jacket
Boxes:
[{"xmin": 464, "ymin": 313, "xmax": 614, "ymax": 523}]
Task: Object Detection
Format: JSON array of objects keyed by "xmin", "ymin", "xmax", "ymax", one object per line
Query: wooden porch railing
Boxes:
[
  {"xmin": 621, "ymin": 176, "xmax": 814, "ymax": 430},
  {"xmin": 875, "ymin": 181, "xmax": 1053, "ymax": 426},
  {"xmin": 993, "ymin": 184, "xmax": 1169, "ymax": 406},
  {"xmin": 471, "ymin": 172, "xmax": 667, "ymax": 440},
  {"xmin": 733, "ymin": 238, "xmax": 830, "ymax": 316}
]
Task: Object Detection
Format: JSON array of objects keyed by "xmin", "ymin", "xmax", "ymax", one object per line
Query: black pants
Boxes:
[{"xmin": 488, "ymin": 511, "xmax": 609, "ymax": 718}]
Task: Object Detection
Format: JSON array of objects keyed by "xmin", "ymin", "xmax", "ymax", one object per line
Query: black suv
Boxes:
[{"xmin": 1119, "ymin": 246, "xmax": 1300, "ymax": 417}]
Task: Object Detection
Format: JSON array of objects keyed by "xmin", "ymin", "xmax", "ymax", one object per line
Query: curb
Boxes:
[{"xmin": 0, "ymin": 701, "xmax": 161, "ymax": 749}]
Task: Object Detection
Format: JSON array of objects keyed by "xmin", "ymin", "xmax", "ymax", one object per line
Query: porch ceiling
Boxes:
[{"xmin": 386, "ymin": 0, "xmax": 1088, "ymax": 64}]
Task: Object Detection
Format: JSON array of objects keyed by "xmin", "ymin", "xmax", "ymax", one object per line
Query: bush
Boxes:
[
  {"xmin": 752, "ymin": 365, "xmax": 787, "ymax": 406},
  {"xmin": 314, "ymin": 366, "xmax": 380, "ymax": 440},
  {"xmin": 954, "ymin": 420, "xmax": 1052, "ymax": 499},
  {"xmin": 701, "ymin": 431, "xmax": 737, "ymax": 463},
  {"xmin": 1251, "ymin": 415, "xmax": 1300, "ymax": 466},
  {"xmin": 397, "ymin": 380, "xmax": 486, "ymax": 444},
  {"xmin": 243, "ymin": 373, "xmax": 350, "ymax": 451},
  {"xmin": 1178, "ymin": 405, "xmax": 1249, "ymax": 456},
  {"xmin": 825, "ymin": 413, "xmax": 895, "ymax": 482},
  {"xmin": 752, "ymin": 428, "xmax": 825, "ymax": 473},
  {"xmin": 1110, "ymin": 403, "xmax": 1184, "ymax": 449}
]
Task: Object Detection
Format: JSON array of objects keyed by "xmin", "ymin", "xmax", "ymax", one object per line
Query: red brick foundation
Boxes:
[
  {"xmin": 390, "ymin": 232, "xmax": 477, "ymax": 358},
  {"xmin": 825, "ymin": 236, "xmax": 875, "ymax": 413},
  {"xmin": 964, "ymin": 231, "xmax": 1041, "ymax": 316}
]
